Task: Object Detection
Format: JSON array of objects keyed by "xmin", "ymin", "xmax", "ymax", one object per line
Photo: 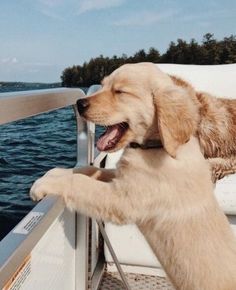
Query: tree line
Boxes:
[{"xmin": 61, "ymin": 33, "xmax": 236, "ymax": 87}]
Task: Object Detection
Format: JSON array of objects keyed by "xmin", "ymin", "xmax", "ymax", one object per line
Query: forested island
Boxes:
[{"xmin": 61, "ymin": 33, "xmax": 236, "ymax": 87}]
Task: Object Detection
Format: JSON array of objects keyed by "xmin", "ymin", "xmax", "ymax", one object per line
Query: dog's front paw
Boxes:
[
  {"xmin": 30, "ymin": 177, "xmax": 46, "ymax": 201},
  {"xmin": 30, "ymin": 171, "xmax": 73, "ymax": 201}
]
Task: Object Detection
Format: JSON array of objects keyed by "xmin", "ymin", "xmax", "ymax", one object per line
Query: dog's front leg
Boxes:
[
  {"xmin": 73, "ymin": 166, "xmax": 116, "ymax": 182},
  {"xmin": 30, "ymin": 173, "xmax": 129, "ymax": 225},
  {"xmin": 209, "ymin": 157, "xmax": 236, "ymax": 182},
  {"xmin": 32, "ymin": 166, "xmax": 115, "ymax": 182}
]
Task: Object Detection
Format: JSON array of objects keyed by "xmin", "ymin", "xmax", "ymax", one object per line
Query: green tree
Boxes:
[
  {"xmin": 61, "ymin": 33, "xmax": 236, "ymax": 87},
  {"xmin": 202, "ymin": 33, "xmax": 220, "ymax": 64},
  {"xmin": 146, "ymin": 47, "xmax": 160, "ymax": 62},
  {"xmin": 131, "ymin": 49, "xmax": 147, "ymax": 62}
]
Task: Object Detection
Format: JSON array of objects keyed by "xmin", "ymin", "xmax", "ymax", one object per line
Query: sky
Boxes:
[{"xmin": 0, "ymin": 0, "xmax": 235, "ymax": 83}]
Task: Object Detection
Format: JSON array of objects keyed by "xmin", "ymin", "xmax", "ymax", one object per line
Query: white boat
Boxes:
[{"xmin": 0, "ymin": 64, "xmax": 236, "ymax": 290}]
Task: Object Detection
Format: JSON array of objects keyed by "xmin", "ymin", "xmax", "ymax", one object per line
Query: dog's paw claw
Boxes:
[
  {"xmin": 30, "ymin": 179, "xmax": 46, "ymax": 201},
  {"xmin": 30, "ymin": 190, "xmax": 45, "ymax": 202}
]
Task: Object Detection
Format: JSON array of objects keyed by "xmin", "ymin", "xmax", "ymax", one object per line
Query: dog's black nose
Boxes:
[{"xmin": 76, "ymin": 98, "xmax": 90, "ymax": 115}]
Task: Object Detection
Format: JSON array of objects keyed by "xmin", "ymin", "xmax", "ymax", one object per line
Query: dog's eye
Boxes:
[{"xmin": 115, "ymin": 89, "xmax": 123, "ymax": 94}]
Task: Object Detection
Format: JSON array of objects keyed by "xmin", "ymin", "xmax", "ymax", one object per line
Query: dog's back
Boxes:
[{"xmin": 196, "ymin": 92, "xmax": 236, "ymax": 159}]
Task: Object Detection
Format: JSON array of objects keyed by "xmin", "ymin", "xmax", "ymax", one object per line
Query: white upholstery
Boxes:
[
  {"xmin": 158, "ymin": 64, "xmax": 236, "ymax": 99},
  {"xmin": 104, "ymin": 64, "xmax": 236, "ymax": 269}
]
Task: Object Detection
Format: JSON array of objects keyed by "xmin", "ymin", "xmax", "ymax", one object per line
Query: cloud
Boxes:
[
  {"xmin": 113, "ymin": 10, "xmax": 179, "ymax": 26},
  {"xmin": 39, "ymin": 8, "xmax": 64, "ymax": 20},
  {"xmin": 181, "ymin": 8, "xmax": 236, "ymax": 23},
  {"xmin": 1, "ymin": 57, "xmax": 19, "ymax": 64},
  {"xmin": 35, "ymin": 0, "xmax": 125, "ymax": 19},
  {"xmin": 0, "ymin": 58, "xmax": 55, "ymax": 69},
  {"xmin": 23, "ymin": 61, "xmax": 54, "ymax": 67},
  {"xmin": 35, "ymin": 0, "xmax": 67, "ymax": 20},
  {"xmin": 78, "ymin": 0, "xmax": 125, "ymax": 14},
  {"xmin": 39, "ymin": 0, "xmax": 64, "ymax": 8}
]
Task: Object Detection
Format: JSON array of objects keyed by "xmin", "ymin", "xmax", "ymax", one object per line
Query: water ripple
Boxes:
[{"xmin": 0, "ymin": 106, "xmax": 77, "ymax": 240}]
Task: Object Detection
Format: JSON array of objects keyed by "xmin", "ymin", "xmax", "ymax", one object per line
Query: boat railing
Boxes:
[{"xmin": 0, "ymin": 87, "xmax": 100, "ymax": 289}]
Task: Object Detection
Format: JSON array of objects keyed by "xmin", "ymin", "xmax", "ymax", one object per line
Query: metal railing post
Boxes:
[
  {"xmin": 74, "ymin": 86, "xmax": 99, "ymax": 290},
  {"xmin": 73, "ymin": 106, "xmax": 90, "ymax": 290}
]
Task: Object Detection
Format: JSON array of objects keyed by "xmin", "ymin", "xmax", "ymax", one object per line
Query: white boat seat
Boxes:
[{"xmin": 104, "ymin": 64, "xmax": 236, "ymax": 270}]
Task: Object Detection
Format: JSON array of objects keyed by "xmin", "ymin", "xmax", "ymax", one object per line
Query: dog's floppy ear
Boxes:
[{"xmin": 154, "ymin": 87, "xmax": 199, "ymax": 158}]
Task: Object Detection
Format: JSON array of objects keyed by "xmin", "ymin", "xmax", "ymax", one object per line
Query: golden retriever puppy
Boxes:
[{"xmin": 31, "ymin": 63, "xmax": 236, "ymax": 290}]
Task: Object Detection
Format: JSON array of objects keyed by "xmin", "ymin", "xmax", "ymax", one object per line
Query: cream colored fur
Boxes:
[
  {"xmin": 30, "ymin": 63, "xmax": 236, "ymax": 289},
  {"xmin": 30, "ymin": 138, "xmax": 236, "ymax": 290}
]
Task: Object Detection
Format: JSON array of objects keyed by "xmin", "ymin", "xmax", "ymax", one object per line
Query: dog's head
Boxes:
[{"xmin": 77, "ymin": 63, "xmax": 199, "ymax": 157}]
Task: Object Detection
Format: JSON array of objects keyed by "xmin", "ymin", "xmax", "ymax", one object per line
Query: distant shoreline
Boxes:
[{"xmin": 0, "ymin": 81, "xmax": 62, "ymax": 93}]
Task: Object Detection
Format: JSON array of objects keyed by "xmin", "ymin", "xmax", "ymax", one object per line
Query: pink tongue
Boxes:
[{"xmin": 97, "ymin": 125, "xmax": 120, "ymax": 151}]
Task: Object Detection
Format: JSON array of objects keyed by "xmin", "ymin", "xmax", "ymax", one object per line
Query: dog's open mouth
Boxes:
[{"xmin": 96, "ymin": 122, "xmax": 129, "ymax": 151}]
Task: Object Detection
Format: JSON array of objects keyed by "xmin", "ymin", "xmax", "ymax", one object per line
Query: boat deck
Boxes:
[{"xmin": 99, "ymin": 271, "xmax": 174, "ymax": 290}]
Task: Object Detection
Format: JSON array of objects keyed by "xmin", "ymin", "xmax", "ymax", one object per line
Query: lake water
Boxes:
[{"xmin": 0, "ymin": 85, "xmax": 103, "ymax": 240}]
